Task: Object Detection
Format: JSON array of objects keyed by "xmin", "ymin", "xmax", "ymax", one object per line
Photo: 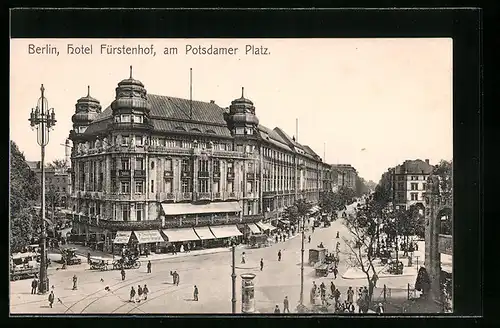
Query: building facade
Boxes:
[
  {"xmin": 390, "ymin": 159, "xmax": 434, "ymax": 210},
  {"xmin": 331, "ymin": 164, "xmax": 357, "ymax": 191},
  {"xmin": 27, "ymin": 161, "xmax": 69, "ymax": 208},
  {"xmin": 67, "ymin": 69, "xmax": 331, "ymax": 252}
]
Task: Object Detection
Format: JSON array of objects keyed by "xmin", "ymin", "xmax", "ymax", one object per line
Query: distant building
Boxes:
[
  {"xmin": 26, "ymin": 161, "xmax": 69, "ymax": 207},
  {"xmin": 330, "ymin": 164, "xmax": 357, "ymax": 191},
  {"xmin": 390, "ymin": 159, "xmax": 434, "ymax": 210}
]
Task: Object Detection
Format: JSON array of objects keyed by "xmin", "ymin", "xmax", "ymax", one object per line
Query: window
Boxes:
[
  {"xmin": 151, "ymin": 161, "xmax": 155, "ymax": 169},
  {"xmin": 411, "ymin": 183, "xmax": 418, "ymax": 190},
  {"xmin": 122, "ymin": 136, "xmax": 130, "ymax": 146},
  {"xmin": 165, "ymin": 159, "xmax": 172, "ymax": 171},
  {"xmin": 398, "ymin": 175, "xmax": 404, "ymax": 181},
  {"xmin": 410, "ymin": 193, "xmax": 418, "ymax": 201},
  {"xmin": 150, "ymin": 180, "xmax": 154, "ymax": 193},
  {"xmin": 212, "ymin": 181, "xmax": 220, "ymax": 193},
  {"xmin": 198, "ymin": 179, "xmax": 209, "ymax": 193},
  {"xmin": 135, "ymin": 157, "xmax": 144, "ymax": 170},
  {"xmin": 111, "ymin": 158, "xmax": 117, "ymax": 170},
  {"xmin": 227, "ymin": 181, "xmax": 233, "ymax": 193},
  {"xmin": 199, "ymin": 159, "xmax": 209, "ymax": 172},
  {"xmin": 121, "ymin": 182, "xmax": 130, "ymax": 193},
  {"xmin": 136, "ymin": 203, "xmax": 144, "ymax": 221},
  {"xmin": 248, "ymin": 162, "xmax": 254, "ymax": 172},
  {"xmin": 235, "ymin": 127, "xmax": 244, "ymax": 135},
  {"xmin": 121, "ymin": 115, "xmax": 131, "ymax": 123},
  {"xmin": 237, "ymin": 145, "xmax": 244, "ymax": 152},
  {"xmin": 134, "ymin": 115, "xmax": 143, "ymax": 123},
  {"xmin": 135, "ymin": 181, "xmax": 144, "ymax": 194},
  {"xmin": 182, "ymin": 179, "xmax": 190, "ymax": 193},
  {"xmin": 62, "ymin": 187, "xmax": 66, "ymax": 192},
  {"xmin": 213, "ymin": 159, "xmax": 220, "ymax": 172},
  {"xmin": 411, "ymin": 176, "xmax": 418, "ymax": 181},
  {"xmin": 181, "ymin": 159, "xmax": 191, "ymax": 172},
  {"xmin": 165, "ymin": 180, "xmax": 172, "ymax": 193},
  {"xmin": 121, "ymin": 158, "xmax": 130, "ymax": 170},
  {"xmin": 111, "ymin": 180, "xmax": 117, "ymax": 193},
  {"xmin": 422, "ymin": 183, "xmax": 426, "ymax": 190},
  {"xmin": 247, "ymin": 182, "xmax": 253, "ymax": 193},
  {"xmin": 114, "ymin": 116, "xmax": 120, "ymax": 123},
  {"xmin": 122, "ymin": 204, "xmax": 130, "ymax": 221},
  {"xmin": 135, "ymin": 136, "xmax": 143, "ymax": 146},
  {"xmin": 227, "ymin": 162, "xmax": 234, "ymax": 173},
  {"xmin": 247, "ymin": 202, "xmax": 253, "ymax": 215}
]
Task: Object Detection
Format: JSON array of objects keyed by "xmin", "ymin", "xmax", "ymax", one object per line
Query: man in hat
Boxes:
[
  {"xmin": 48, "ymin": 290, "xmax": 55, "ymax": 308},
  {"xmin": 147, "ymin": 260, "xmax": 152, "ymax": 274},
  {"xmin": 72, "ymin": 274, "xmax": 78, "ymax": 290},
  {"xmin": 283, "ymin": 296, "xmax": 290, "ymax": 313},
  {"xmin": 31, "ymin": 278, "xmax": 38, "ymax": 294},
  {"xmin": 193, "ymin": 285, "xmax": 199, "ymax": 301}
]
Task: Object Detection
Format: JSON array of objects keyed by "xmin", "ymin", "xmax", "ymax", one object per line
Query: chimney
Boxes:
[
  {"xmin": 210, "ymin": 100, "xmax": 215, "ymax": 104},
  {"xmin": 425, "ymin": 159, "xmax": 429, "ymax": 164}
]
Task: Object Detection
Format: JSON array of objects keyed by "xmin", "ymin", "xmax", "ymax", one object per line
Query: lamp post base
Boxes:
[
  {"xmin": 296, "ymin": 303, "xmax": 309, "ymax": 313},
  {"xmin": 38, "ymin": 277, "xmax": 50, "ymax": 294}
]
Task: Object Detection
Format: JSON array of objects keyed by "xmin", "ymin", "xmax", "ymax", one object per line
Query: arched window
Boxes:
[
  {"xmin": 190, "ymin": 128, "xmax": 201, "ymax": 133},
  {"xmin": 151, "ymin": 161, "xmax": 155, "ymax": 169}
]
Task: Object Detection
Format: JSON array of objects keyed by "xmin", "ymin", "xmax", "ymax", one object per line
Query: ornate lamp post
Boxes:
[{"xmin": 29, "ymin": 84, "xmax": 56, "ymax": 294}]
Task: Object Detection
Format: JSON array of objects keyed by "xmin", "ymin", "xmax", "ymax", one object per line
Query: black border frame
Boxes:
[{"xmin": 7, "ymin": 7, "xmax": 482, "ymax": 326}]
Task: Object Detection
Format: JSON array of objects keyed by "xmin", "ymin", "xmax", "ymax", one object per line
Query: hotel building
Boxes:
[{"xmin": 67, "ymin": 68, "xmax": 331, "ymax": 253}]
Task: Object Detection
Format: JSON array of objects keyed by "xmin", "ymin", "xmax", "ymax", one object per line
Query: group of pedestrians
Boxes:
[
  {"xmin": 273, "ymin": 296, "xmax": 290, "ymax": 313},
  {"xmin": 129, "ymin": 284, "xmax": 149, "ymax": 303}
]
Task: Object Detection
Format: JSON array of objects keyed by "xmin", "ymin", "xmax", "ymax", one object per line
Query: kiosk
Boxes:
[{"xmin": 241, "ymin": 273, "xmax": 256, "ymax": 313}]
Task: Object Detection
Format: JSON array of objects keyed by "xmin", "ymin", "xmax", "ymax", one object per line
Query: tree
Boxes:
[
  {"xmin": 10, "ymin": 141, "xmax": 40, "ymax": 251},
  {"xmin": 47, "ymin": 158, "xmax": 67, "ymax": 169},
  {"xmin": 319, "ymin": 191, "xmax": 336, "ymax": 216},
  {"xmin": 284, "ymin": 198, "xmax": 312, "ymax": 227},
  {"xmin": 342, "ymin": 200, "xmax": 379, "ymax": 307},
  {"xmin": 355, "ymin": 176, "xmax": 370, "ymax": 198},
  {"xmin": 373, "ymin": 171, "xmax": 392, "ymax": 206}
]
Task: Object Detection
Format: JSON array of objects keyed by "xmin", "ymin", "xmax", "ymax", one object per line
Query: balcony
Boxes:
[
  {"xmin": 263, "ymin": 191, "xmax": 277, "ymax": 198},
  {"xmin": 212, "ymin": 192, "xmax": 222, "ymax": 200},
  {"xmin": 134, "ymin": 170, "xmax": 146, "ymax": 178},
  {"xmin": 196, "ymin": 192, "xmax": 212, "ymax": 201},
  {"xmin": 181, "ymin": 171, "xmax": 191, "ymax": 179},
  {"xmin": 242, "ymin": 214, "xmax": 264, "ymax": 223},
  {"xmin": 163, "ymin": 170, "xmax": 173, "ymax": 179},
  {"xmin": 109, "ymin": 121, "xmax": 154, "ymax": 132},
  {"xmin": 246, "ymin": 172, "xmax": 256, "ymax": 180},
  {"xmin": 156, "ymin": 192, "xmax": 175, "ymax": 202},
  {"xmin": 147, "ymin": 145, "xmax": 193, "ymax": 156},
  {"xmin": 105, "ymin": 193, "xmax": 132, "ymax": 201},
  {"xmin": 225, "ymin": 191, "xmax": 238, "ymax": 200},
  {"xmin": 94, "ymin": 218, "xmax": 162, "ymax": 230},
  {"xmin": 198, "ymin": 171, "xmax": 210, "ymax": 178},
  {"xmin": 178, "ymin": 192, "xmax": 192, "ymax": 201},
  {"xmin": 245, "ymin": 192, "xmax": 257, "ymax": 199},
  {"xmin": 227, "ymin": 172, "xmax": 235, "ymax": 180},
  {"xmin": 119, "ymin": 170, "xmax": 131, "ymax": 178},
  {"xmin": 213, "ymin": 171, "xmax": 221, "ymax": 180}
]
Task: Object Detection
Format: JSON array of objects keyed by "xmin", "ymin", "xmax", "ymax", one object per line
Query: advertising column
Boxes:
[{"xmin": 241, "ymin": 273, "xmax": 256, "ymax": 313}]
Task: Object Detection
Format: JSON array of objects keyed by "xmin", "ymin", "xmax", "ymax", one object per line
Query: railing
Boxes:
[
  {"xmin": 104, "ymin": 193, "xmax": 131, "ymax": 201},
  {"xmin": 177, "ymin": 192, "xmax": 192, "ymax": 201},
  {"xmin": 110, "ymin": 122, "xmax": 154, "ymax": 131},
  {"xmin": 246, "ymin": 172, "xmax": 256, "ymax": 180},
  {"xmin": 134, "ymin": 170, "xmax": 146, "ymax": 178},
  {"xmin": 91, "ymin": 218, "xmax": 162, "ymax": 230},
  {"xmin": 196, "ymin": 192, "xmax": 212, "ymax": 201},
  {"xmin": 119, "ymin": 170, "xmax": 131, "ymax": 178},
  {"xmin": 181, "ymin": 171, "xmax": 191, "ymax": 179},
  {"xmin": 245, "ymin": 192, "xmax": 257, "ymax": 199},
  {"xmin": 163, "ymin": 170, "xmax": 173, "ymax": 179},
  {"xmin": 263, "ymin": 191, "xmax": 277, "ymax": 197},
  {"xmin": 225, "ymin": 191, "xmax": 238, "ymax": 200},
  {"xmin": 212, "ymin": 192, "xmax": 222, "ymax": 200},
  {"xmin": 213, "ymin": 171, "xmax": 221, "ymax": 179},
  {"xmin": 242, "ymin": 214, "xmax": 265, "ymax": 223},
  {"xmin": 147, "ymin": 145, "xmax": 193, "ymax": 156},
  {"xmin": 156, "ymin": 192, "xmax": 175, "ymax": 202}
]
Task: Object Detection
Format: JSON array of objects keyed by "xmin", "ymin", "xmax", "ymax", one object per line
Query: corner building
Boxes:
[{"xmin": 68, "ymin": 69, "xmax": 329, "ymax": 253}]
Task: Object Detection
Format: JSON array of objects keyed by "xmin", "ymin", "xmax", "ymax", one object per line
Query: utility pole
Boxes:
[
  {"xmin": 298, "ymin": 215, "xmax": 305, "ymax": 310},
  {"xmin": 392, "ymin": 168, "xmax": 400, "ymax": 272},
  {"xmin": 231, "ymin": 245, "xmax": 236, "ymax": 313}
]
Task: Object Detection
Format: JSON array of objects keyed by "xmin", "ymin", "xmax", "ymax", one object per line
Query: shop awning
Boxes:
[
  {"xmin": 194, "ymin": 227, "xmax": 216, "ymax": 240},
  {"xmin": 161, "ymin": 201, "xmax": 242, "ymax": 216},
  {"xmin": 247, "ymin": 223, "xmax": 261, "ymax": 234},
  {"xmin": 209, "ymin": 225, "xmax": 243, "ymax": 239},
  {"xmin": 113, "ymin": 231, "xmax": 132, "ymax": 244},
  {"xmin": 256, "ymin": 221, "xmax": 276, "ymax": 231},
  {"xmin": 133, "ymin": 230, "xmax": 165, "ymax": 244},
  {"xmin": 162, "ymin": 228, "xmax": 200, "ymax": 242},
  {"xmin": 279, "ymin": 219, "xmax": 290, "ymax": 225}
]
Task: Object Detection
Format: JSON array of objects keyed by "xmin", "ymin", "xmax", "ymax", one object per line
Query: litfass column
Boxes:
[{"xmin": 241, "ymin": 273, "xmax": 256, "ymax": 313}]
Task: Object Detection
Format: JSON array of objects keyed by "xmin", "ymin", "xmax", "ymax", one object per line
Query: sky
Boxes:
[{"xmin": 10, "ymin": 38, "xmax": 452, "ymax": 183}]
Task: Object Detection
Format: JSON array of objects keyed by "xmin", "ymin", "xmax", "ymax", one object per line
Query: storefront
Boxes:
[
  {"xmin": 193, "ymin": 226, "xmax": 217, "ymax": 248},
  {"xmin": 209, "ymin": 225, "xmax": 243, "ymax": 247},
  {"xmin": 161, "ymin": 227, "xmax": 201, "ymax": 252},
  {"xmin": 256, "ymin": 221, "xmax": 276, "ymax": 234},
  {"xmin": 134, "ymin": 230, "xmax": 165, "ymax": 255},
  {"xmin": 112, "ymin": 231, "xmax": 132, "ymax": 255}
]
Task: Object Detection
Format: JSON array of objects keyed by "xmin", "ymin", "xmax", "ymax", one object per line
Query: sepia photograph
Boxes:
[{"xmin": 10, "ymin": 37, "xmax": 453, "ymax": 315}]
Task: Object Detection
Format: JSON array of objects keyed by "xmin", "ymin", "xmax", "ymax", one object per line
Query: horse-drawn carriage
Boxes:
[
  {"xmin": 10, "ymin": 253, "xmax": 39, "ymax": 281},
  {"xmin": 60, "ymin": 248, "xmax": 82, "ymax": 265},
  {"xmin": 89, "ymin": 257, "xmax": 110, "ymax": 271},
  {"xmin": 248, "ymin": 234, "xmax": 269, "ymax": 248},
  {"xmin": 310, "ymin": 247, "xmax": 337, "ymax": 277},
  {"xmin": 112, "ymin": 254, "xmax": 141, "ymax": 270}
]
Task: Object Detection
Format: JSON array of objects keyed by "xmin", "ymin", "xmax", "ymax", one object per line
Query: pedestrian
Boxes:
[
  {"xmin": 347, "ymin": 286, "xmax": 354, "ymax": 304},
  {"xmin": 72, "ymin": 274, "xmax": 78, "ymax": 290},
  {"xmin": 87, "ymin": 252, "xmax": 91, "ymax": 264},
  {"xmin": 147, "ymin": 260, "xmax": 152, "ymax": 274},
  {"xmin": 279, "ymin": 234, "xmax": 282, "ymax": 242},
  {"xmin": 333, "ymin": 267, "xmax": 338, "ymax": 279},
  {"xmin": 308, "ymin": 235, "xmax": 311, "ymax": 243},
  {"xmin": 121, "ymin": 268, "xmax": 126, "ymax": 281},
  {"xmin": 193, "ymin": 285, "xmax": 199, "ymax": 301},
  {"xmin": 170, "ymin": 271, "xmax": 176, "ymax": 284},
  {"xmin": 376, "ymin": 302, "xmax": 384, "ymax": 315},
  {"xmin": 137, "ymin": 285, "xmax": 143, "ymax": 303},
  {"xmin": 336, "ymin": 231, "xmax": 339, "ymax": 239},
  {"xmin": 187, "ymin": 242, "xmax": 191, "ymax": 253},
  {"xmin": 241, "ymin": 252, "xmax": 246, "ymax": 264},
  {"xmin": 274, "ymin": 305, "xmax": 280, "ymax": 313},
  {"xmin": 348, "ymin": 302, "xmax": 355, "ymax": 313},
  {"xmin": 277, "ymin": 250, "xmax": 282, "ymax": 261},
  {"xmin": 48, "ymin": 290, "xmax": 55, "ymax": 308},
  {"xmin": 143, "ymin": 284, "xmax": 149, "ymax": 300},
  {"xmin": 330, "ymin": 282, "xmax": 336, "ymax": 296},
  {"xmin": 283, "ymin": 296, "xmax": 290, "ymax": 313},
  {"xmin": 175, "ymin": 271, "xmax": 180, "ymax": 285},
  {"xmin": 283, "ymin": 233, "xmax": 286, "ymax": 241},
  {"xmin": 275, "ymin": 235, "xmax": 279, "ymax": 243},
  {"xmin": 129, "ymin": 287, "xmax": 136, "ymax": 302},
  {"xmin": 260, "ymin": 258, "xmax": 264, "ymax": 271},
  {"xmin": 180, "ymin": 244, "xmax": 185, "ymax": 253},
  {"xmin": 312, "ymin": 226, "xmax": 315, "ymax": 233},
  {"xmin": 31, "ymin": 278, "xmax": 38, "ymax": 294},
  {"xmin": 334, "ymin": 289, "xmax": 341, "ymax": 304}
]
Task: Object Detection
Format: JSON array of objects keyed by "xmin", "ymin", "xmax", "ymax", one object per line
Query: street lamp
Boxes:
[
  {"xmin": 29, "ymin": 84, "xmax": 56, "ymax": 294},
  {"xmin": 296, "ymin": 214, "xmax": 306, "ymax": 312}
]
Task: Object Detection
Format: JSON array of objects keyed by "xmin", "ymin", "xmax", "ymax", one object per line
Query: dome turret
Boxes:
[
  {"xmin": 227, "ymin": 87, "xmax": 260, "ymax": 128},
  {"xmin": 111, "ymin": 66, "xmax": 151, "ymax": 115},
  {"xmin": 71, "ymin": 86, "xmax": 101, "ymax": 125}
]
